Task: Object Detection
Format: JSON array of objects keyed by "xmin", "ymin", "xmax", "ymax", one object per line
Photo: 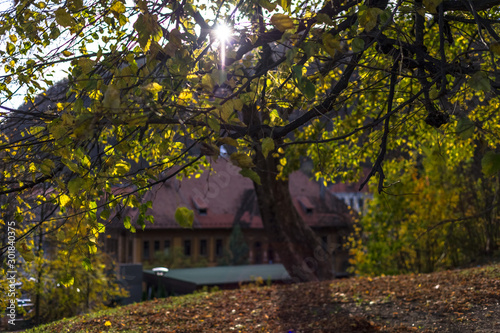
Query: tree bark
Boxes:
[{"xmin": 253, "ymin": 150, "xmax": 335, "ymax": 282}]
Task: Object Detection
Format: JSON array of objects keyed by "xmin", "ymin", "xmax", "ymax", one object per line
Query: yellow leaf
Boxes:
[
  {"xmin": 110, "ymin": 1, "xmax": 125, "ymax": 14},
  {"xmin": 104, "ymin": 321, "xmax": 112, "ymax": 327},
  {"xmin": 60, "ymin": 194, "xmax": 71, "ymax": 207},
  {"xmin": 220, "ymin": 102, "xmax": 233, "ymax": 122},
  {"xmin": 201, "ymin": 74, "xmax": 214, "ymax": 91},
  {"xmin": 322, "ymin": 33, "xmax": 341, "ymax": 57},
  {"xmin": 142, "ymin": 82, "xmax": 162, "ymax": 93},
  {"xmin": 9, "ymin": 35, "xmax": 17, "ymax": 43},
  {"xmin": 61, "ymin": 275, "xmax": 74, "ymax": 287},
  {"xmin": 270, "ymin": 14, "xmax": 294, "ymax": 32},
  {"xmin": 54, "ymin": 8, "xmax": 76, "ymax": 28}
]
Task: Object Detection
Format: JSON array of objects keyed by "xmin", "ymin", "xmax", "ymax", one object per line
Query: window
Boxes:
[
  {"xmin": 164, "ymin": 240, "xmax": 171, "ymax": 255},
  {"xmin": 358, "ymin": 198, "xmax": 364, "ymax": 211},
  {"xmin": 154, "ymin": 240, "xmax": 160, "ymax": 252},
  {"xmin": 215, "ymin": 239, "xmax": 223, "ymax": 257},
  {"xmin": 143, "ymin": 241, "xmax": 150, "ymax": 260},
  {"xmin": 267, "ymin": 245, "xmax": 274, "ymax": 263},
  {"xmin": 254, "ymin": 241, "xmax": 262, "ymax": 264},
  {"xmin": 128, "ymin": 240, "xmax": 133, "ymax": 262},
  {"xmin": 297, "ymin": 197, "xmax": 314, "ymax": 215},
  {"xmin": 184, "ymin": 239, "xmax": 192, "ymax": 256},
  {"xmin": 199, "ymin": 239, "xmax": 207, "ymax": 256},
  {"xmin": 106, "ymin": 238, "xmax": 118, "ymax": 255},
  {"xmin": 192, "ymin": 197, "xmax": 208, "ymax": 215}
]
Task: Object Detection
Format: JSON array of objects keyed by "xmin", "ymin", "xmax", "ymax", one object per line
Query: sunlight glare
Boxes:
[
  {"xmin": 214, "ymin": 23, "xmax": 232, "ymax": 42},
  {"xmin": 214, "ymin": 23, "xmax": 232, "ymax": 70}
]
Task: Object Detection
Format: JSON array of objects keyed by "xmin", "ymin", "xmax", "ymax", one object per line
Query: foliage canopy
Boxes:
[{"xmin": 1, "ymin": 0, "xmax": 500, "ymax": 285}]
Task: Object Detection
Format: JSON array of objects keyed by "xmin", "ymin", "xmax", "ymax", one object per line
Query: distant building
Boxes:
[
  {"xmin": 328, "ymin": 170, "xmax": 373, "ymax": 213},
  {"xmin": 105, "ymin": 159, "xmax": 354, "ymax": 274}
]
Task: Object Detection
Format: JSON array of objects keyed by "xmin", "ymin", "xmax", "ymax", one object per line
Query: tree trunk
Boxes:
[{"xmin": 253, "ymin": 150, "xmax": 335, "ymax": 282}]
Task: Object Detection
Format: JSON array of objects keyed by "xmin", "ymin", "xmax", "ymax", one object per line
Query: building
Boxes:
[{"xmin": 105, "ymin": 158, "xmax": 354, "ymax": 274}]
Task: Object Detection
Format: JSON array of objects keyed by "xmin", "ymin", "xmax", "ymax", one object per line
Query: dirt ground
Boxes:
[{"xmin": 23, "ymin": 263, "xmax": 500, "ymax": 333}]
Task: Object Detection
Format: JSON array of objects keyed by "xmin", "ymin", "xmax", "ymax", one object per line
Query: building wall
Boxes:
[{"xmin": 106, "ymin": 226, "xmax": 351, "ymax": 274}]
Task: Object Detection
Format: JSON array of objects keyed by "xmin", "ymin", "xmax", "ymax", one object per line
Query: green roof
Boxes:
[{"xmin": 144, "ymin": 264, "xmax": 290, "ymax": 286}]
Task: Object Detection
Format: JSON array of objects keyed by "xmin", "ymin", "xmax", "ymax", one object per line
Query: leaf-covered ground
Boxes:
[{"xmin": 26, "ymin": 264, "xmax": 500, "ymax": 332}]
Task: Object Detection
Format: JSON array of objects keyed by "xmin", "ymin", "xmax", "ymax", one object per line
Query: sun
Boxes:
[{"xmin": 214, "ymin": 23, "xmax": 232, "ymax": 42}]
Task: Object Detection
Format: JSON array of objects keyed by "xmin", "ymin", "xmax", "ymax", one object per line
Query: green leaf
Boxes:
[
  {"xmin": 103, "ymin": 84, "xmax": 120, "ymax": 109},
  {"xmin": 359, "ymin": 7, "xmax": 383, "ymax": 32},
  {"xmin": 322, "ymin": 33, "xmax": 341, "ymax": 57},
  {"xmin": 352, "ymin": 38, "xmax": 365, "ymax": 53},
  {"xmin": 124, "ymin": 216, "xmax": 132, "ymax": 230},
  {"xmin": 423, "ymin": 0, "xmax": 442, "ymax": 13},
  {"xmin": 490, "ymin": 42, "xmax": 500, "ymax": 56},
  {"xmin": 60, "ymin": 275, "xmax": 75, "ymax": 287},
  {"xmin": 55, "ymin": 8, "xmax": 76, "ymax": 28},
  {"xmin": 218, "ymin": 137, "xmax": 239, "ymax": 147},
  {"xmin": 481, "ymin": 151, "xmax": 500, "ymax": 176},
  {"xmin": 456, "ymin": 118, "xmax": 474, "ymax": 140},
  {"xmin": 16, "ymin": 239, "xmax": 34, "ymax": 262},
  {"xmin": 259, "ymin": 0, "xmax": 276, "ymax": 11},
  {"xmin": 6, "ymin": 42, "xmax": 15, "ymax": 55},
  {"xmin": 469, "ymin": 71, "xmax": 491, "ymax": 92},
  {"xmin": 207, "ymin": 116, "xmax": 220, "ymax": 133},
  {"xmin": 82, "ymin": 258, "xmax": 93, "ymax": 271},
  {"xmin": 68, "ymin": 178, "xmax": 84, "ymax": 195},
  {"xmin": 174, "ymin": 207, "xmax": 194, "ymax": 228},
  {"xmin": 137, "ymin": 214, "xmax": 146, "ymax": 230},
  {"xmin": 316, "ymin": 13, "xmax": 333, "ymax": 25},
  {"xmin": 280, "ymin": 0, "xmax": 291, "ymax": 11},
  {"xmin": 292, "ymin": 65, "xmax": 303, "ymax": 83},
  {"xmin": 40, "ymin": 159, "xmax": 55, "ymax": 176},
  {"xmin": 301, "ymin": 78, "xmax": 316, "ymax": 100},
  {"xmin": 262, "ymin": 137, "xmax": 275, "ymax": 158},
  {"xmin": 239, "ymin": 168, "xmax": 261, "ymax": 185},
  {"xmin": 230, "ymin": 152, "xmax": 255, "ymax": 168},
  {"xmin": 114, "ymin": 161, "xmax": 130, "ymax": 176},
  {"xmin": 100, "ymin": 209, "xmax": 111, "ymax": 220}
]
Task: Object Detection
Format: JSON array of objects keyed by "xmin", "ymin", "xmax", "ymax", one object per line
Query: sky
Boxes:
[{"xmin": 0, "ymin": 0, "xmax": 236, "ymax": 111}]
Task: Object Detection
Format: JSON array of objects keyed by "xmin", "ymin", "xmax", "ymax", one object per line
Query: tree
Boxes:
[
  {"xmin": 219, "ymin": 223, "xmax": 250, "ymax": 266},
  {"xmin": 349, "ymin": 136, "xmax": 500, "ymax": 276},
  {"xmin": 1, "ymin": 0, "xmax": 500, "ymax": 284}
]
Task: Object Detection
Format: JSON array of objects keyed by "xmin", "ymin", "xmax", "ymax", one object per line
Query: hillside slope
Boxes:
[{"xmin": 26, "ymin": 264, "xmax": 500, "ymax": 332}]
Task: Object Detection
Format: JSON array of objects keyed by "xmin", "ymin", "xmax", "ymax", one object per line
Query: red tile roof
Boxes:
[{"xmin": 109, "ymin": 159, "xmax": 352, "ymax": 230}]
